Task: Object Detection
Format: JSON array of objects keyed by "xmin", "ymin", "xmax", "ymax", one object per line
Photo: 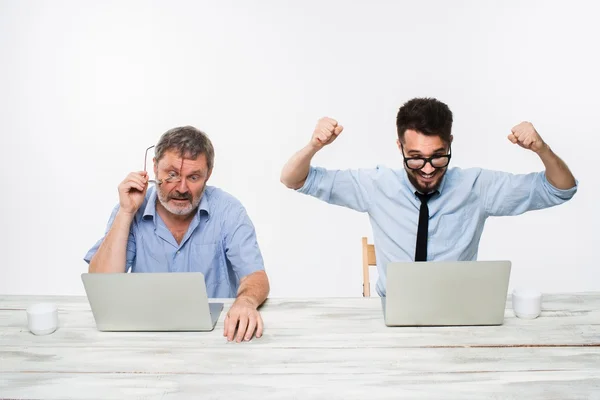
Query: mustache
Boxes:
[
  {"xmin": 418, "ymin": 171, "xmax": 437, "ymax": 176},
  {"xmin": 168, "ymin": 191, "xmax": 192, "ymax": 201}
]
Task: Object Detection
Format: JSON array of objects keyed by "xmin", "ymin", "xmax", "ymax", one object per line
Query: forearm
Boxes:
[
  {"xmin": 280, "ymin": 144, "xmax": 319, "ymax": 189},
  {"xmin": 537, "ymin": 145, "xmax": 576, "ymax": 190},
  {"xmin": 236, "ymin": 271, "xmax": 270, "ymax": 308},
  {"xmin": 88, "ymin": 210, "xmax": 134, "ymax": 273}
]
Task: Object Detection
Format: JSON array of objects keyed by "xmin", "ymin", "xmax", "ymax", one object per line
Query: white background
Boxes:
[{"xmin": 1, "ymin": 0, "xmax": 598, "ymax": 297}]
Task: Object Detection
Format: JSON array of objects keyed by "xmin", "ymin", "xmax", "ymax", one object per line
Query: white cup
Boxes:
[
  {"xmin": 512, "ymin": 289, "xmax": 542, "ymax": 319},
  {"xmin": 26, "ymin": 303, "xmax": 58, "ymax": 335}
]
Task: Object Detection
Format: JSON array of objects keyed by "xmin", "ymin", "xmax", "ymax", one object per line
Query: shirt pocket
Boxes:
[
  {"xmin": 190, "ymin": 242, "xmax": 227, "ymax": 286},
  {"xmin": 139, "ymin": 235, "xmax": 169, "ymax": 266},
  {"xmin": 436, "ymin": 208, "xmax": 471, "ymax": 248}
]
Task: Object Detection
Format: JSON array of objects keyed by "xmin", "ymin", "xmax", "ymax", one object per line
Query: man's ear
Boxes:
[
  {"xmin": 206, "ymin": 168, "xmax": 213, "ymax": 181},
  {"xmin": 396, "ymin": 138, "xmax": 403, "ymax": 152},
  {"xmin": 153, "ymin": 157, "xmax": 158, "ymax": 175},
  {"xmin": 449, "ymin": 135, "xmax": 454, "ymax": 145}
]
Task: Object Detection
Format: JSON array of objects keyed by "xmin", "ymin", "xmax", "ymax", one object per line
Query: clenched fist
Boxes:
[
  {"xmin": 310, "ymin": 117, "xmax": 344, "ymax": 150},
  {"xmin": 508, "ymin": 122, "xmax": 548, "ymax": 154}
]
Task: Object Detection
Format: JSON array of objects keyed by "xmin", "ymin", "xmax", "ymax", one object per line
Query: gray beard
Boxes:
[{"xmin": 156, "ymin": 186, "xmax": 204, "ymax": 216}]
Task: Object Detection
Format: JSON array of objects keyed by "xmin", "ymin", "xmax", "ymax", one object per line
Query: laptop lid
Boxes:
[
  {"xmin": 81, "ymin": 272, "xmax": 223, "ymax": 332},
  {"xmin": 384, "ymin": 260, "xmax": 511, "ymax": 326}
]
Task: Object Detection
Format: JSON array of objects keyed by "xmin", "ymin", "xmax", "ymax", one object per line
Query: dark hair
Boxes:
[
  {"xmin": 396, "ymin": 98, "xmax": 453, "ymax": 143},
  {"xmin": 155, "ymin": 126, "xmax": 214, "ymax": 170}
]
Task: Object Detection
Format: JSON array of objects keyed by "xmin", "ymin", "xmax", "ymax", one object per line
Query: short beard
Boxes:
[
  {"xmin": 406, "ymin": 168, "xmax": 446, "ymax": 194},
  {"xmin": 157, "ymin": 186, "xmax": 204, "ymax": 216}
]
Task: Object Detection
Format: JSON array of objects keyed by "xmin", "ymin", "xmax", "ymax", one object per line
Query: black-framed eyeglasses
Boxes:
[{"xmin": 400, "ymin": 144, "xmax": 452, "ymax": 170}]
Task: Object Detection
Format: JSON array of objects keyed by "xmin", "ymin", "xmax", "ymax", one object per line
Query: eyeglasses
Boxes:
[
  {"xmin": 401, "ymin": 144, "xmax": 452, "ymax": 170},
  {"xmin": 144, "ymin": 145, "xmax": 184, "ymax": 185}
]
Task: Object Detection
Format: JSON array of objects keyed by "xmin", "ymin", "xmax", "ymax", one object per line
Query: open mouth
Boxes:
[{"xmin": 418, "ymin": 171, "xmax": 437, "ymax": 181}]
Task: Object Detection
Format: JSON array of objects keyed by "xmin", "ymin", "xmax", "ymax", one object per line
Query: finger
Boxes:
[
  {"xmin": 127, "ymin": 172, "xmax": 148, "ymax": 182},
  {"xmin": 128, "ymin": 183, "xmax": 146, "ymax": 192},
  {"xmin": 235, "ymin": 315, "xmax": 249, "ymax": 343},
  {"xmin": 256, "ymin": 313, "xmax": 264, "ymax": 338},
  {"xmin": 132, "ymin": 172, "xmax": 149, "ymax": 182},
  {"xmin": 321, "ymin": 122, "xmax": 336, "ymax": 134},
  {"xmin": 124, "ymin": 178, "xmax": 147, "ymax": 192},
  {"xmin": 120, "ymin": 181, "xmax": 145, "ymax": 193},
  {"xmin": 333, "ymin": 125, "xmax": 343, "ymax": 135},
  {"xmin": 320, "ymin": 130, "xmax": 334, "ymax": 141},
  {"xmin": 511, "ymin": 123, "xmax": 524, "ymax": 134},
  {"xmin": 223, "ymin": 315, "xmax": 229, "ymax": 337},
  {"xmin": 321, "ymin": 117, "xmax": 338, "ymax": 127},
  {"xmin": 128, "ymin": 177, "xmax": 147, "ymax": 188},
  {"xmin": 226, "ymin": 313, "xmax": 238, "ymax": 342},
  {"xmin": 321, "ymin": 126, "xmax": 334, "ymax": 136},
  {"xmin": 318, "ymin": 133, "xmax": 329, "ymax": 143},
  {"xmin": 244, "ymin": 315, "xmax": 257, "ymax": 341},
  {"xmin": 139, "ymin": 171, "xmax": 148, "ymax": 179},
  {"xmin": 126, "ymin": 175, "xmax": 148, "ymax": 188},
  {"xmin": 507, "ymin": 133, "xmax": 518, "ymax": 144}
]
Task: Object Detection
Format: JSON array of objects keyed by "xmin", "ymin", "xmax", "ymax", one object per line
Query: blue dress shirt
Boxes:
[
  {"xmin": 297, "ymin": 165, "xmax": 577, "ymax": 296},
  {"xmin": 84, "ymin": 186, "xmax": 265, "ymax": 298}
]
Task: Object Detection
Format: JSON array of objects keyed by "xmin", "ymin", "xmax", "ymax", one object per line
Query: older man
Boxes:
[{"xmin": 85, "ymin": 126, "xmax": 269, "ymax": 342}]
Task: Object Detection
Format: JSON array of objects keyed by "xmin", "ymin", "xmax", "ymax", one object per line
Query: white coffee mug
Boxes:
[
  {"xmin": 512, "ymin": 289, "xmax": 542, "ymax": 319},
  {"xmin": 26, "ymin": 303, "xmax": 58, "ymax": 335}
]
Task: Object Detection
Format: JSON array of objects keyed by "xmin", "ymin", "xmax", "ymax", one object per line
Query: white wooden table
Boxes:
[{"xmin": 1, "ymin": 294, "xmax": 599, "ymax": 399}]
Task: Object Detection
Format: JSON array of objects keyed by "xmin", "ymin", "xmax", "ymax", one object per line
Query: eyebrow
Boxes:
[
  {"xmin": 407, "ymin": 147, "xmax": 447, "ymax": 156},
  {"xmin": 162, "ymin": 165, "xmax": 205, "ymax": 175}
]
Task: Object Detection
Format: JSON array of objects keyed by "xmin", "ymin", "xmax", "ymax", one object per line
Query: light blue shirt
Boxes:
[
  {"xmin": 297, "ymin": 165, "xmax": 577, "ymax": 296},
  {"xmin": 84, "ymin": 186, "xmax": 265, "ymax": 298}
]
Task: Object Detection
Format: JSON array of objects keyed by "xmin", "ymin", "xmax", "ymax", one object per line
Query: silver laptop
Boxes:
[
  {"xmin": 383, "ymin": 260, "xmax": 511, "ymax": 326},
  {"xmin": 81, "ymin": 272, "xmax": 223, "ymax": 331}
]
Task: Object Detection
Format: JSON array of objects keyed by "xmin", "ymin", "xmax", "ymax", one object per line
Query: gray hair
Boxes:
[{"xmin": 154, "ymin": 126, "xmax": 214, "ymax": 170}]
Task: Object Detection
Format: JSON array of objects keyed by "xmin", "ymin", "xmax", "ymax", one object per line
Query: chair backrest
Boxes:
[{"xmin": 361, "ymin": 237, "xmax": 376, "ymax": 297}]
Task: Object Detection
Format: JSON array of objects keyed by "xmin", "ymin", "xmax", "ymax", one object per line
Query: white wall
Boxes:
[{"xmin": 1, "ymin": 0, "xmax": 598, "ymax": 296}]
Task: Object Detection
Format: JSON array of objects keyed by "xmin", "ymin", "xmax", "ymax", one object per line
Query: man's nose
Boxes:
[
  {"xmin": 176, "ymin": 177, "xmax": 189, "ymax": 192},
  {"xmin": 421, "ymin": 163, "xmax": 435, "ymax": 174}
]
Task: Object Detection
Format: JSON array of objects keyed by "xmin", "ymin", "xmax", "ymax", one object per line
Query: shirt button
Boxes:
[{"xmin": 177, "ymin": 251, "xmax": 180, "ymax": 254}]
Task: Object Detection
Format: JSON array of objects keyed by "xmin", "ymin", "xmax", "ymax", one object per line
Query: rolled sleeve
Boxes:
[
  {"xmin": 481, "ymin": 169, "xmax": 578, "ymax": 217},
  {"xmin": 296, "ymin": 165, "xmax": 375, "ymax": 212},
  {"xmin": 541, "ymin": 173, "xmax": 578, "ymax": 200},
  {"xmin": 83, "ymin": 204, "xmax": 136, "ymax": 272},
  {"xmin": 296, "ymin": 166, "xmax": 329, "ymax": 197},
  {"xmin": 224, "ymin": 205, "xmax": 265, "ymax": 279}
]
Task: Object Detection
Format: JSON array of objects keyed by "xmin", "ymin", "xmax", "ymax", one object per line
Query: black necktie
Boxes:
[{"xmin": 415, "ymin": 191, "xmax": 437, "ymax": 262}]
